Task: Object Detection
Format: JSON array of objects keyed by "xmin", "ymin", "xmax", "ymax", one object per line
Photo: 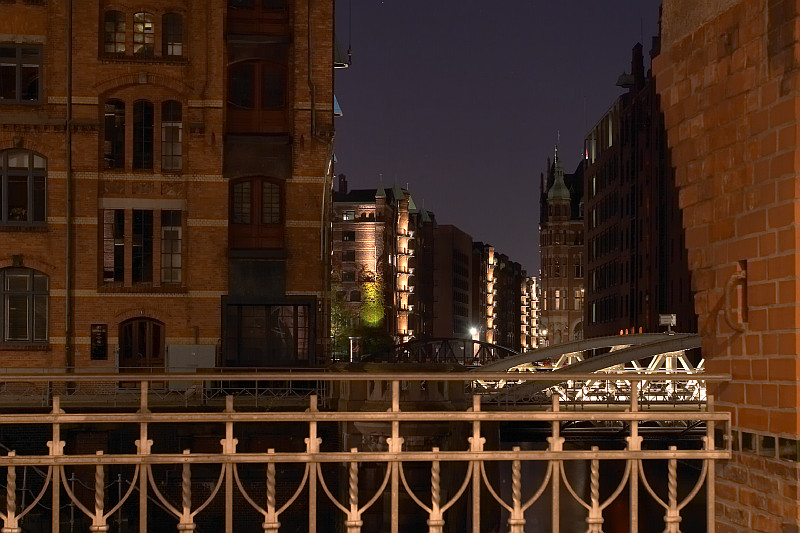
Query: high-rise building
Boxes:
[
  {"xmin": 0, "ymin": 0, "xmax": 336, "ymax": 370},
  {"xmin": 583, "ymin": 43, "xmax": 695, "ymax": 338},
  {"xmin": 538, "ymin": 150, "xmax": 585, "ymax": 345}
]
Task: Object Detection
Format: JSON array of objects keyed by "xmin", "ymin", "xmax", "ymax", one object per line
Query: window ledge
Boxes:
[
  {"xmin": 99, "ymin": 54, "xmax": 189, "ymax": 65},
  {"xmin": 98, "ymin": 284, "xmax": 188, "ymax": 294},
  {"xmin": 0, "ymin": 343, "xmax": 51, "ymax": 351},
  {"xmin": 0, "ymin": 224, "xmax": 48, "ymax": 232}
]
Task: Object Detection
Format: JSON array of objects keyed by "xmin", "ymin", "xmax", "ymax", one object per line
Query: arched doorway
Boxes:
[{"xmin": 119, "ymin": 318, "xmax": 164, "ymax": 370}]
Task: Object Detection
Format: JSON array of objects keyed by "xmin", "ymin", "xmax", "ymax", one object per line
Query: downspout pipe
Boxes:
[{"xmin": 65, "ymin": 0, "xmax": 74, "ymax": 371}]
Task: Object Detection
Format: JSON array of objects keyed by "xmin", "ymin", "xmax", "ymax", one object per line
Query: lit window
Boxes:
[
  {"xmin": 161, "ymin": 101, "xmax": 182, "ymax": 171},
  {"xmin": 343, "ymin": 210, "xmax": 355, "ymax": 221},
  {"xmin": 162, "ymin": 13, "xmax": 183, "ymax": 57},
  {"xmin": 1, "ymin": 267, "xmax": 48, "ymax": 344},
  {"xmin": 0, "ymin": 45, "xmax": 41, "ymax": 103},
  {"xmin": 103, "ymin": 11, "xmax": 126, "ymax": 55},
  {"xmin": 102, "ymin": 209, "xmax": 125, "ymax": 282},
  {"xmin": 0, "ymin": 149, "xmax": 46, "ymax": 225},
  {"xmin": 133, "ymin": 13, "xmax": 155, "ymax": 57}
]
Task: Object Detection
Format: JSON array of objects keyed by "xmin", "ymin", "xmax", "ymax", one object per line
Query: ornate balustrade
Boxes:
[{"xmin": 0, "ymin": 372, "xmax": 730, "ymax": 533}]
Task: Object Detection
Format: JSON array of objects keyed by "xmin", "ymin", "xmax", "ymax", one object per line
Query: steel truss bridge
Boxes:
[
  {"xmin": 364, "ymin": 333, "xmax": 706, "ymax": 408},
  {"xmin": 0, "ymin": 373, "xmax": 729, "ymax": 533}
]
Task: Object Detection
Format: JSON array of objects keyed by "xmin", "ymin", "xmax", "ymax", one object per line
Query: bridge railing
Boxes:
[{"xmin": 0, "ymin": 372, "xmax": 730, "ymax": 533}]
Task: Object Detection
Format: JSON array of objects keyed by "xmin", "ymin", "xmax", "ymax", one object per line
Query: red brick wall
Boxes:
[{"xmin": 655, "ymin": 0, "xmax": 800, "ymax": 530}]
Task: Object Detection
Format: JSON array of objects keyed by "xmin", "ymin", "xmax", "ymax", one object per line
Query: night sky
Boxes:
[{"xmin": 333, "ymin": 1, "xmax": 662, "ymax": 274}]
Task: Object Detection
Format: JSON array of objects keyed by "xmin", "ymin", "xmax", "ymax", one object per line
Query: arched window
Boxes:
[
  {"xmin": 133, "ymin": 12, "xmax": 154, "ymax": 57},
  {"xmin": 0, "ymin": 267, "xmax": 48, "ymax": 344},
  {"xmin": 162, "ymin": 13, "xmax": 183, "ymax": 57},
  {"xmin": 119, "ymin": 318, "xmax": 164, "ymax": 370},
  {"xmin": 229, "ymin": 177, "xmax": 283, "ymax": 249},
  {"xmin": 103, "ymin": 100, "xmax": 125, "ymax": 169},
  {"xmin": 0, "ymin": 149, "xmax": 46, "ymax": 225},
  {"xmin": 161, "ymin": 100, "xmax": 182, "ymax": 170},
  {"xmin": 103, "ymin": 11, "xmax": 126, "ymax": 55},
  {"xmin": 133, "ymin": 100, "xmax": 153, "ymax": 169}
]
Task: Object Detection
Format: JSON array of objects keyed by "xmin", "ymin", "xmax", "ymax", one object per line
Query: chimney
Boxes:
[{"xmin": 338, "ymin": 173, "xmax": 348, "ymax": 194}]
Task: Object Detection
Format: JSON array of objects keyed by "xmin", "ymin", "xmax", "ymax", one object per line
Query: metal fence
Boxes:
[{"xmin": 0, "ymin": 372, "xmax": 730, "ymax": 533}]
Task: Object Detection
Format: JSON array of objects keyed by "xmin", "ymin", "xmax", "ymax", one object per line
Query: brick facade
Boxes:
[
  {"xmin": 655, "ymin": 1, "xmax": 800, "ymax": 530},
  {"xmin": 0, "ymin": 0, "xmax": 334, "ymax": 370}
]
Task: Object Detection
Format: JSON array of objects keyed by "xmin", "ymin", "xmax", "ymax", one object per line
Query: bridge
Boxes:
[{"xmin": 362, "ymin": 334, "xmax": 705, "ymax": 408}]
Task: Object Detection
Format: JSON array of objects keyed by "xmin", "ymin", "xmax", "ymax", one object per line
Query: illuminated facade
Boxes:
[
  {"xmin": 331, "ymin": 176, "xmax": 419, "ymax": 345},
  {"xmin": 521, "ymin": 276, "xmax": 539, "ymax": 350},
  {"xmin": 538, "ymin": 149, "xmax": 585, "ymax": 346}
]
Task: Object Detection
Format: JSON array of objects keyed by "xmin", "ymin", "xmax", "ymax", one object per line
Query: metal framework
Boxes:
[{"xmin": 0, "ymin": 372, "xmax": 729, "ymax": 533}]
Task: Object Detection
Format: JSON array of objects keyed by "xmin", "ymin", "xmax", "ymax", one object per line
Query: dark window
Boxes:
[
  {"xmin": 341, "ymin": 271, "xmax": 355, "ymax": 282},
  {"xmin": 229, "ymin": 178, "xmax": 283, "ymax": 249},
  {"xmin": 133, "ymin": 100, "xmax": 153, "ymax": 169},
  {"xmin": 161, "ymin": 100, "xmax": 182, "ymax": 171},
  {"xmin": 133, "ymin": 13, "xmax": 155, "ymax": 57},
  {"xmin": 232, "ymin": 181, "xmax": 252, "ymax": 223},
  {"xmin": 0, "ymin": 149, "xmax": 46, "ymax": 225},
  {"xmin": 342, "ymin": 250, "xmax": 355, "ymax": 262},
  {"xmin": 224, "ymin": 304, "xmax": 311, "ymax": 366},
  {"xmin": 119, "ymin": 318, "xmax": 164, "ymax": 370},
  {"xmin": 132, "ymin": 210, "xmax": 153, "ymax": 282},
  {"xmin": 228, "ymin": 63, "xmax": 254, "ymax": 109},
  {"xmin": 229, "ymin": 0, "xmax": 254, "ymax": 6},
  {"xmin": 102, "ymin": 209, "xmax": 125, "ymax": 282},
  {"xmin": 161, "ymin": 210, "xmax": 182, "ymax": 283},
  {"xmin": 0, "ymin": 267, "xmax": 48, "ymax": 344},
  {"xmin": 261, "ymin": 67, "xmax": 285, "ymax": 109},
  {"xmin": 262, "ymin": 181, "xmax": 280, "ymax": 223},
  {"xmin": 349, "ymin": 291, "xmax": 361, "ymax": 302},
  {"xmin": 103, "ymin": 100, "xmax": 125, "ymax": 169},
  {"xmin": 103, "ymin": 11, "xmax": 126, "ymax": 55},
  {"xmin": 262, "ymin": 0, "xmax": 286, "ymax": 9},
  {"xmin": 0, "ymin": 45, "xmax": 41, "ymax": 103},
  {"xmin": 227, "ymin": 61, "xmax": 286, "ymax": 109},
  {"xmin": 342, "ymin": 231, "xmax": 356, "ymax": 242},
  {"xmin": 162, "ymin": 13, "xmax": 183, "ymax": 57}
]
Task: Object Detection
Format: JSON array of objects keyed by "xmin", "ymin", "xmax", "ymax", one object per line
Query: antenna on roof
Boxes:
[{"xmin": 347, "ymin": 0, "xmax": 353, "ymax": 65}]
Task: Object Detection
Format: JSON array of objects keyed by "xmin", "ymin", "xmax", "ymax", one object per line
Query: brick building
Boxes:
[
  {"xmin": 584, "ymin": 43, "xmax": 695, "ymax": 338},
  {"xmin": 0, "ymin": 0, "xmax": 335, "ymax": 370},
  {"xmin": 331, "ymin": 176, "xmax": 422, "ymax": 352},
  {"xmin": 430, "ymin": 224, "xmax": 473, "ymax": 339},
  {"xmin": 539, "ymin": 150, "xmax": 585, "ymax": 345},
  {"xmin": 655, "ymin": 1, "xmax": 800, "ymax": 530}
]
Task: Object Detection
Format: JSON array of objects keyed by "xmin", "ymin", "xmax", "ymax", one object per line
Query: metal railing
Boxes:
[{"xmin": 0, "ymin": 372, "xmax": 730, "ymax": 533}]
